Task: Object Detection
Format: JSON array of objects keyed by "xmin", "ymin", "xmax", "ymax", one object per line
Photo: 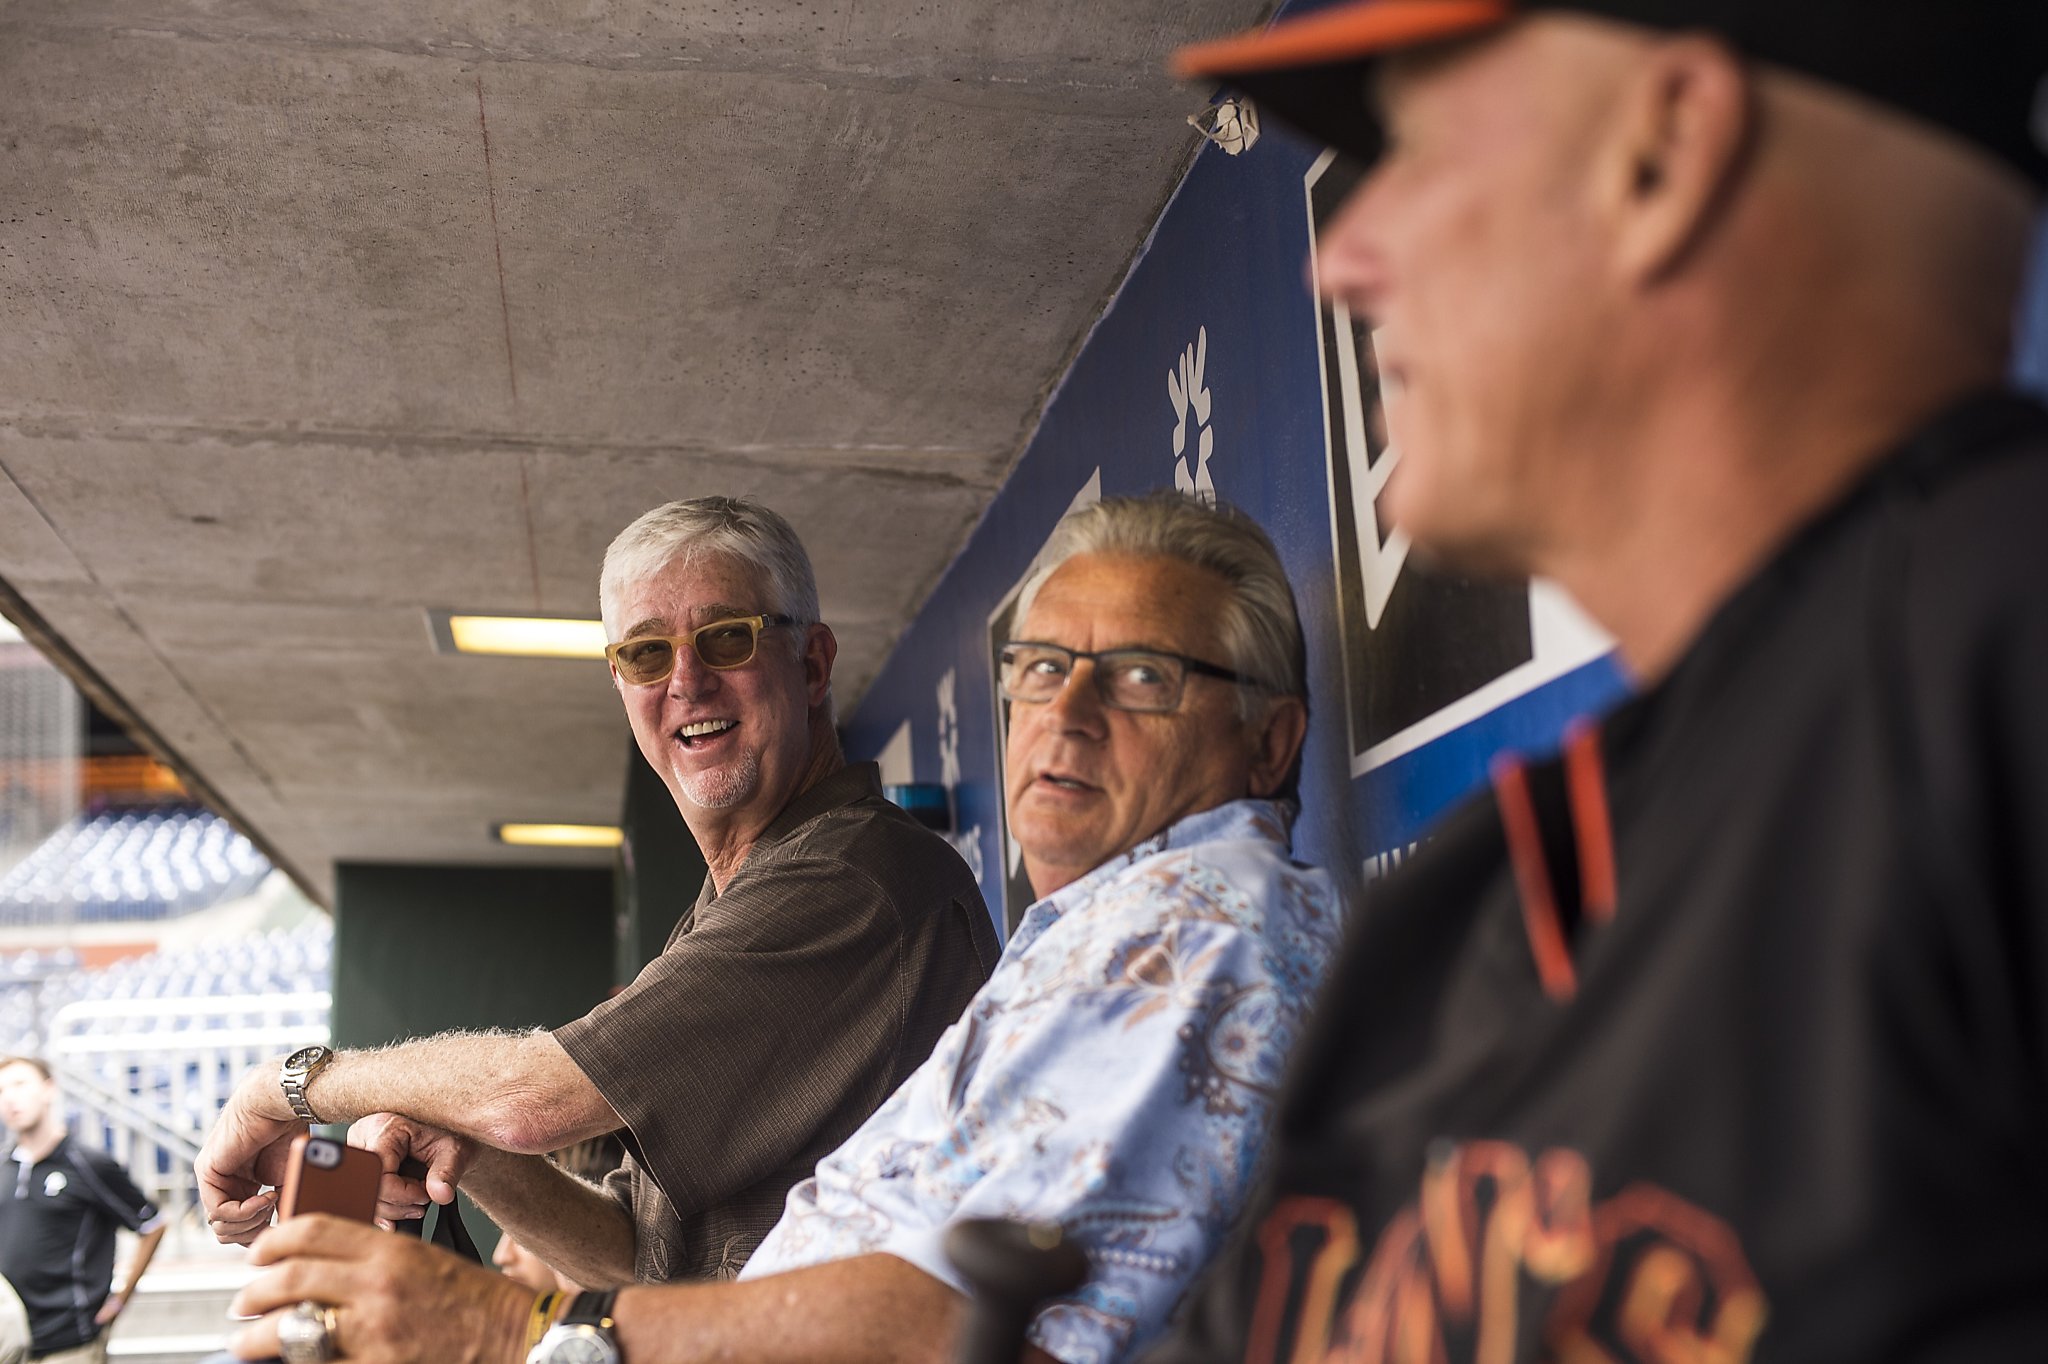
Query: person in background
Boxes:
[
  {"xmin": 0, "ymin": 1057, "xmax": 166, "ymax": 1364},
  {"xmin": 493, "ymin": 1235, "xmax": 573, "ymax": 1296}
]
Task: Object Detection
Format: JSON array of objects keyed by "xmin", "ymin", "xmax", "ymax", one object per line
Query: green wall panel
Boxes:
[
  {"xmin": 612, "ymin": 740, "xmax": 705, "ymax": 984},
  {"xmin": 331, "ymin": 863, "xmax": 615, "ymax": 1047}
]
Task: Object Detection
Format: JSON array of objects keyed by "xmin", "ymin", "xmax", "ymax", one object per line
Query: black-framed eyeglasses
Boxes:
[
  {"xmin": 606, "ymin": 614, "xmax": 796, "ymax": 685},
  {"xmin": 997, "ymin": 641, "xmax": 1262, "ymax": 714}
]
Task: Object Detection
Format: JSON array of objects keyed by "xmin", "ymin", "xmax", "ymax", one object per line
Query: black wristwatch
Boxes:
[{"xmin": 526, "ymin": 1290, "xmax": 621, "ymax": 1364}]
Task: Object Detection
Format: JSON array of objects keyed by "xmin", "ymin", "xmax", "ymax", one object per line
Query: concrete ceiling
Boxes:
[{"xmin": 0, "ymin": 0, "xmax": 1270, "ymax": 903}]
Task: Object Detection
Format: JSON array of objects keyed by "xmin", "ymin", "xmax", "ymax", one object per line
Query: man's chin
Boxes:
[
  {"xmin": 675, "ymin": 752, "xmax": 763, "ymax": 812},
  {"xmin": 1012, "ymin": 822, "xmax": 1113, "ymax": 884}
]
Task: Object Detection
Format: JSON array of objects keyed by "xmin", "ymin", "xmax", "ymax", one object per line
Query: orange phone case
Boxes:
[{"xmin": 277, "ymin": 1134, "xmax": 382, "ymax": 1222}]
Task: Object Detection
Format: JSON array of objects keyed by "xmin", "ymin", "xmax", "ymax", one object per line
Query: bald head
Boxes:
[
  {"xmin": 1738, "ymin": 63, "xmax": 2038, "ymax": 369},
  {"xmin": 1315, "ymin": 12, "xmax": 2040, "ymax": 675}
]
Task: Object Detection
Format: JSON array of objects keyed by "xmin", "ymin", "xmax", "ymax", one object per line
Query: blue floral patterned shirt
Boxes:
[{"xmin": 741, "ymin": 798, "xmax": 1342, "ymax": 1364}]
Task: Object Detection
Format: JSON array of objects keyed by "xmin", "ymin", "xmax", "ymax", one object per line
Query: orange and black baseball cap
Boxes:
[{"xmin": 1172, "ymin": 0, "xmax": 2048, "ymax": 187}]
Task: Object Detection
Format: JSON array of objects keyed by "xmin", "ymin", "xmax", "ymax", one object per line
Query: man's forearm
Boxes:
[
  {"xmin": 236, "ymin": 1219, "xmax": 980, "ymax": 1364},
  {"xmin": 462, "ymin": 1147, "xmax": 637, "ymax": 1289},
  {"xmin": 103, "ymin": 1223, "xmax": 166, "ymax": 1319},
  {"xmin": 284, "ymin": 1031, "xmax": 620, "ymax": 1155},
  {"xmin": 608, "ymin": 1253, "xmax": 969, "ymax": 1364},
  {"xmin": 201, "ymin": 1034, "xmax": 620, "ymax": 1248},
  {"xmin": 121, "ymin": 1223, "xmax": 167, "ymax": 1292}
]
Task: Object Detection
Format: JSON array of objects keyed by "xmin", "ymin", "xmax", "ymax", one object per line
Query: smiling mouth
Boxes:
[
  {"xmin": 675, "ymin": 719, "xmax": 737, "ymax": 749},
  {"xmin": 1034, "ymin": 772, "xmax": 1096, "ymax": 794}
]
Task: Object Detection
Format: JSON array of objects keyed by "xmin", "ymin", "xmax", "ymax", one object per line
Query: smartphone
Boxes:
[{"xmin": 277, "ymin": 1134, "xmax": 382, "ymax": 1223}]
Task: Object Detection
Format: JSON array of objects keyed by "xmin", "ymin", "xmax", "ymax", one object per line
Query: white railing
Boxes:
[{"xmin": 46, "ymin": 992, "xmax": 330, "ymax": 1223}]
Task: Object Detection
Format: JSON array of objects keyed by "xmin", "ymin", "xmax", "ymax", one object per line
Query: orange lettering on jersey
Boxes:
[
  {"xmin": 1247, "ymin": 1197, "xmax": 1361, "ymax": 1364},
  {"xmin": 1240, "ymin": 1145, "xmax": 1766, "ymax": 1364},
  {"xmin": 1547, "ymin": 1184, "xmax": 1767, "ymax": 1364}
]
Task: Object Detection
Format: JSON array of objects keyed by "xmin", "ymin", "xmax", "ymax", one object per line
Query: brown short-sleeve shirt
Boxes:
[{"xmin": 554, "ymin": 762, "xmax": 999, "ymax": 1282}]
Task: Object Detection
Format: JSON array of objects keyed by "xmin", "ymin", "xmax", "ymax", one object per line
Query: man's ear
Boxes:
[
  {"xmin": 1599, "ymin": 34, "xmax": 1752, "ymax": 285},
  {"xmin": 1246, "ymin": 696, "xmax": 1309, "ymax": 800},
  {"xmin": 804, "ymin": 622, "xmax": 838, "ymax": 706}
]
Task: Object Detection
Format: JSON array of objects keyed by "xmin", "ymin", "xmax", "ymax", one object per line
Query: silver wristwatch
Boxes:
[
  {"xmin": 527, "ymin": 1291, "xmax": 621, "ymax": 1364},
  {"xmin": 279, "ymin": 1044, "xmax": 334, "ymax": 1123}
]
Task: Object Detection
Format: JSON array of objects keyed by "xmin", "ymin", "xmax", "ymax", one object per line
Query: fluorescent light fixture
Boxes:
[
  {"xmin": 427, "ymin": 609, "xmax": 607, "ymax": 660},
  {"xmin": 0, "ymin": 617, "xmax": 20, "ymax": 645},
  {"xmin": 495, "ymin": 822, "xmax": 625, "ymax": 849}
]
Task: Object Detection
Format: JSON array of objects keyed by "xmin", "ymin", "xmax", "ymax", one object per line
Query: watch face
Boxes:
[
  {"xmin": 552, "ymin": 1334, "xmax": 615, "ymax": 1364},
  {"xmin": 284, "ymin": 1045, "xmax": 328, "ymax": 1070}
]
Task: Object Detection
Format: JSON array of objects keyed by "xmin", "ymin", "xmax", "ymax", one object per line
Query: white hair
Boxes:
[
  {"xmin": 1015, "ymin": 491, "xmax": 1308, "ymax": 722},
  {"xmin": 598, "ymin": 497, "xmax": 821, "ymax": 643}
]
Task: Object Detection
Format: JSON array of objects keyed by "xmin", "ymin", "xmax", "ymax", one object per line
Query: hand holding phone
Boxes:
[{"xmin": 277, "ymin": 1135, "xmax": 382, "ymax": 1223}]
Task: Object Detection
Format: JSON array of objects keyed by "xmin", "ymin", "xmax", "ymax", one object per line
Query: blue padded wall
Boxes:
[{"xmin": 848, "ymin": 60, "xmax": 2048, "ymax": 931}]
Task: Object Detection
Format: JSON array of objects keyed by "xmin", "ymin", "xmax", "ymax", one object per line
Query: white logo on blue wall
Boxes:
[
  {"xmin": 935, "ymin": 668, "xmax": 984, "ymax": 883},
  {"xmin": 1169, "ymin": 326, "xmax": 1217, "ymax": 501}
]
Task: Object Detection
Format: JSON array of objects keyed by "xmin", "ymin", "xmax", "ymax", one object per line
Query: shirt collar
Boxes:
[
  {"xmin": 694, "ymin": 762, "xmax": 884, "ymax": 912},
  {"xmin": 758, "ymin": 761, "xmax": 884, "ymax": 846},
  {"xmin": 1011, "ymin": 796, "xmax": 1298, "ymax": 947},
  {"xmin": 11, "ymin": 1132, "xmax": 65, "ymax": 1166}
]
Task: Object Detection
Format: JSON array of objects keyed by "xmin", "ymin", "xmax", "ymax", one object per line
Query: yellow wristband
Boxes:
[{"xmin": 523, "ymin": 1291, "xmax": 561, "ymax": 1356}]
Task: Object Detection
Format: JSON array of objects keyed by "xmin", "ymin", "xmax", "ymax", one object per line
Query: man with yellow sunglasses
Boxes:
[{"xmin": 196, "ymin": 496, "xmax": 999, "ymax": 1292}]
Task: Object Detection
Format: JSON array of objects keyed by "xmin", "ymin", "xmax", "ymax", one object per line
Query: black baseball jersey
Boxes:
[
  {"xmin": 0, "ymin": 1134, "xmax": 161, "ymax": 1355},
  {"xmin": 1148, "ymin": 391, "xmax": 2048, "ymax": 1364}
]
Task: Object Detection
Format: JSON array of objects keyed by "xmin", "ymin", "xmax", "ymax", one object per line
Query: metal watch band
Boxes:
[{"xmin": 279, "ymin": 1045, "xmax": 333, "ymax": 1124}]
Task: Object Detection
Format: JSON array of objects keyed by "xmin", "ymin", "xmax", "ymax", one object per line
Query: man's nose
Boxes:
[
  {"xmin": 1042, "ymin": 661, "xmax": 1109, "ymax": 736},
  {"xmin": 664, "ymin": 642, "xmax": 720, "ymax": 697},
  {"xmin": 1311, "ymin": 184, "xmax": 1388, "ymax": 315}
]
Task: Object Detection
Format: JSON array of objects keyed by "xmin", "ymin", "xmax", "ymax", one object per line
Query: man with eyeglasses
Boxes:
[
  {"xmin": 218, "ymin": 492, "xmax": 1342, "ymax": 1364},
  {"xmin": 196, "ymin": 497, "xmax": 1000, "ymax": 1298}
]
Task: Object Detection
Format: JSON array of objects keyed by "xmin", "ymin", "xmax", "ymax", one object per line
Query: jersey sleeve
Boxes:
[
  {"xmin": 553, "ymin": 849, "xmax": 909, "ymax": 1224},
  {"xmin": 73, "ymin": 1149, "xmax": 162, "ymax": 1234}
]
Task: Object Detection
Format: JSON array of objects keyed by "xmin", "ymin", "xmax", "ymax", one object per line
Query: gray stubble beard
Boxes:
[{"xmin": 677, "ymin": 748, "xmax": 762, "ymax": 811}]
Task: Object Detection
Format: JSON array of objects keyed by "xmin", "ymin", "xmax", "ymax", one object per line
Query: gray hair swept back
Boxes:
[
  {"xmin": 1014, "ymin": 492, "xmax": 1308, "ymax": 723},
  {"xmin": 599, "ymin": 497, "xmax": 822, "ymax": 641}
]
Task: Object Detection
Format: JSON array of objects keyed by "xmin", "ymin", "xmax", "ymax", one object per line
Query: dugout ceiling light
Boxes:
[
  {"xmin": 427, "ymin": 608, "xmax": 607, "ymax": 660},
  {"xmin": 494, "ymin": 822, "xmax": 625, "ymax": 850}
]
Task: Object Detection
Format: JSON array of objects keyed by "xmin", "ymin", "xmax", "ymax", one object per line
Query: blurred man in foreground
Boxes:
[
  {"xmin": 0, "ymin": 1057, "xmax": 165, "ymax": 1364},
  {"xmin": 225, "ymin": 493, "xmax": 1341, "ymax": 1364},
  {"xmin": 1154, "ymin": 1, "xmax": 2048, "ymax": 1359},
  {"xmin": 198, "ymin": 497, "xmax": 999, "ymax": 1286}
]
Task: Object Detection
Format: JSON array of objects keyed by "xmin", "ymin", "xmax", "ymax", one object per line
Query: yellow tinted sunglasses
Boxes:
[{"xmin": 606, "ymin": 614, "xmax": 795, "ymax": 685}]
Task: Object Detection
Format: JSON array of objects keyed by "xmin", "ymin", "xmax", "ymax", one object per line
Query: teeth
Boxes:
[{"xmin": 680, "ymin": 720, "xmax": 735, "ymax": 739}]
